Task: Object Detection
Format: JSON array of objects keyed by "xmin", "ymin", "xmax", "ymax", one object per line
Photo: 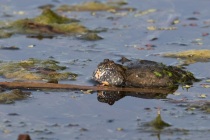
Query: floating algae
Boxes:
[
  {"xmin": 0, "ymin": 58, "xmax": 77, "ymax": 81},
  {"xmin": 3, "ymin": 9, "xmax": 88, "ymax": 36},
  {"xmin": 32, "ymin": 8, "xmax": 78, "ymax": 24},
  {"xmin": 0, "ymin": 89, "xmax": 31, "ymax": 104},
  {"xmin": 162, "ymin": 49, "xmax": 210, "ymax": 64},
  {"xmin": 163, "ymin": 49, "xmax": 210, "ymax": 61},
  {"xmin": 56, "ymin": 1, "xmax": 135, "ymax": 12}
]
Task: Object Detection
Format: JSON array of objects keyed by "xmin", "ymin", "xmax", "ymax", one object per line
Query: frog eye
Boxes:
[
  {"xmin": 103, "ymin": 59, "xmax": 110, "ymax": 62},
  {"xmin": 103, "ymin": 59, "xmax": 114, "ymax": 64}
]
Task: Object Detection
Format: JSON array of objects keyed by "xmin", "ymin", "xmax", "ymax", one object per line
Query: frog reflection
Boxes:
[{"xmin": 97, "ymin": 87, "xmax": 178, "ymax": 105}]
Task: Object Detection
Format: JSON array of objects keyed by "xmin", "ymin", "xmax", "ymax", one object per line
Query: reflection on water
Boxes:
[{"xmin": 97, "ymin": 86, "xmax": 178, "ymax": 105}]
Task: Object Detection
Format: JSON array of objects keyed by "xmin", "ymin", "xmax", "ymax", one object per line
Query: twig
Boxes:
[{"xmin": 0, "ymin": 81, "xmax": 172, "ymax": 94}]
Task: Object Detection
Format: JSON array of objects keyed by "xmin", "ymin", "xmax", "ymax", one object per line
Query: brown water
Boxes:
[{"xmin": 0, "ymin": 0, "xmax": 210, "ymax": 139}]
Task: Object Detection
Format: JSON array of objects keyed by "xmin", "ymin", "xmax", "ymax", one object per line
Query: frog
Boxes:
[{"xmin": 92, "ymin": 59, "xmax": 198, "ymax": 88}]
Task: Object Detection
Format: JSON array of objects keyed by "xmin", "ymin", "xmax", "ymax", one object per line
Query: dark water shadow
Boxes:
[{"xmin": 97, "ymin": 86, "xmax": 178, "ymax": 105}]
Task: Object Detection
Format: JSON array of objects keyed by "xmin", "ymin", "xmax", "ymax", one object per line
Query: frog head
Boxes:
[{"xmin": 92, "ymin": 59, "xmax": 125, "ymax": 86}]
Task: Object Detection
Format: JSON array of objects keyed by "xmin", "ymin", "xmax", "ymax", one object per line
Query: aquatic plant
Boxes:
[
  {"xmin": 162, "ymin": 49, "xmax": 210, "ymax": 64},
  {"xmin": 0, "ymin": 89, "xmax": 31, "ymax": 104},
  {"xmin": 0, "ymin": 58, "xmax": 77, "ymax": 81},
  {"xmin": 57, "ymin": 1, "xmax": 135, "ymax": 12},
  {"xmin": 10, "ymin": 8, "xmax": 88, "ymax": 35}
]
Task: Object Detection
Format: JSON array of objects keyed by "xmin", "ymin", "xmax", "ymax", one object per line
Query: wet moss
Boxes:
[
  {"xmin": 162, "ymin": 49, "xmax": 210, "ymax": 64},
  {"xmin": 0, "ymin": 58, "xmax": 77, "ymax": 81},
  {"xmin": 57, "ymin": 1, "xmax": 135, "ymax": 12},
  {"xmin": 0, "ymin": 89, "xmax": 31, "ymax": 104}
]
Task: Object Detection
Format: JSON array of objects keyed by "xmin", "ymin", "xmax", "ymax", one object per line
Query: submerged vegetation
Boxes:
[
  {"xmin": 78, "ymin": 33, "xmax": 103, "ymax": 41},
  {"xmin": 0, "ymin": 89, "xmax": 31, "ymax": 104},
  {"xmin": 0, "ymin": 58, "xmax": 77, "ymax": 81}
]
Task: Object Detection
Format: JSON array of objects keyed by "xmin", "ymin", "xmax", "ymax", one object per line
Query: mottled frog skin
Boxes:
[
  {"xmin": 93, "ymin": 59, "xmax": 197, "ymax": 88},
  {"xmin": 92, "ymin": 59, "xmax": 126, "ymax": 86}
]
